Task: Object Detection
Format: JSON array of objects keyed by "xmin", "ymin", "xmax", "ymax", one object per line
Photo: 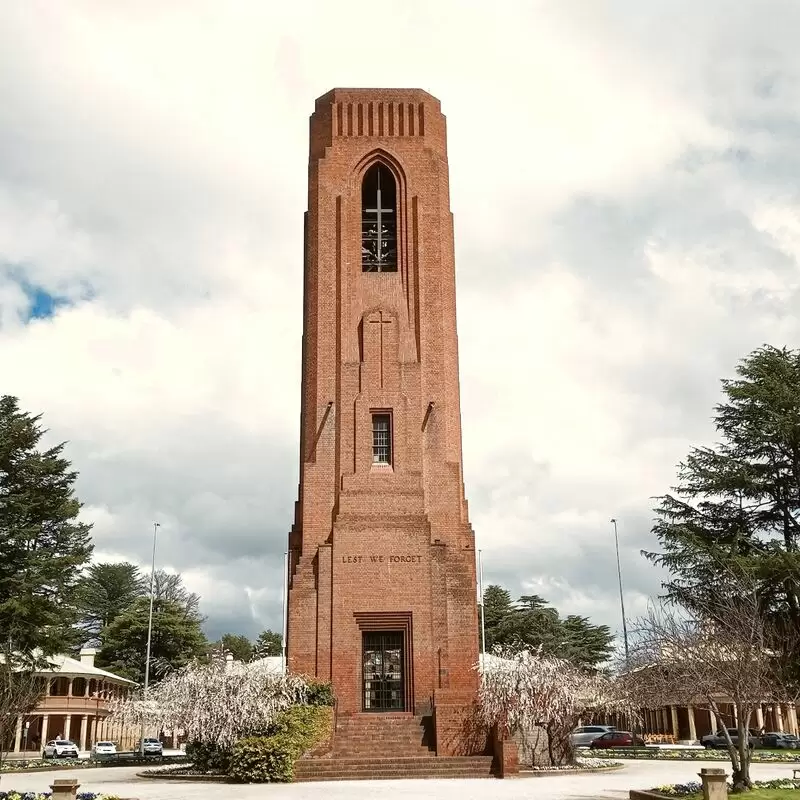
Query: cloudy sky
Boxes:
[{"xmin": 2, "ymin": 1, "xmax": 799, "ymax": 644}]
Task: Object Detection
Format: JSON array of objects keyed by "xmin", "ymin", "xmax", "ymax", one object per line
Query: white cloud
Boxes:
[{"xmin": 2, "ymin": 0, "xmax": 800, "ymax": 643}]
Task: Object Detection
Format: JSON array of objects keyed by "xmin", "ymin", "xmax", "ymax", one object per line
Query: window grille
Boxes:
[
  {"xmin": 362, "ymin": 164, "xmax": 397, "ymax": 272},
  {"xmin": 372, "ymin": 413, "xmax": 392, "ymax": 465}
]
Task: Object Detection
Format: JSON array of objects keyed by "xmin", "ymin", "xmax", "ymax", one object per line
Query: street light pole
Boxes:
[
  {"xmin": 281, "ymin": 550, "xmax": 288, "ymax": 673},
  {"xmin": 610, "ymin": 518, "xmax": 629, "ymax": 663},
  {"xmin": 478, "ymin": 549, "xmax": 486, "ymax": 671},
  {"xmin": 140, "ymin": 521, "xmax": 160, "ymax": 755}
]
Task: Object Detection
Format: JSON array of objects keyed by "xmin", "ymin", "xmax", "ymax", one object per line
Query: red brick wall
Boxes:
[
  {"xmin": 287, "ymin": 89, "xmax": 479, "ymax": 746},
  {"xmin": 433, "ymin": 689, "xmax": 487, "ymax": 757}
]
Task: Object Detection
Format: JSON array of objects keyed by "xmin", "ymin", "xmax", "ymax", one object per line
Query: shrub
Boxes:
[
  {"xmin": 305, "ymin": 680, "xmax": 335, "ymax": 707},
  {"xmin": 229, "ymin": 705, "xmax": 332, "ymax": 783},
  {"xmin": 185, "ymin": 740, "xmax": 232, "ymax": 774}
]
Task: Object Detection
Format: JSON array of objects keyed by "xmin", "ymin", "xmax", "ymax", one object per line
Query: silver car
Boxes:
[
  {"xmin": 570, "ymin": 725, "xmax": 617, "ymax": 748},
  {"xmin": 138, "ymin": 737, "xmax": 163, "ymax": 755}
]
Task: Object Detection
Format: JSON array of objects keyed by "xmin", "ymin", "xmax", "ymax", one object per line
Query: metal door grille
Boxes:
[{"xmin": 362, "ymin": 631, "xmax": 404, "ymax": 711}]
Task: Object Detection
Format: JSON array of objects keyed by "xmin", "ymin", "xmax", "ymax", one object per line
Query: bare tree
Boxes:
[
  {"xmin": 622, "ymin": 573, "xmax": 797, "ymax": 792},
  {"xmin": 0, "ymin": 649, "xmax": 45, "ymax": 782},
  {"xmin": 479, "ymin": 647, "xmax": 635, "ymax": 767}
]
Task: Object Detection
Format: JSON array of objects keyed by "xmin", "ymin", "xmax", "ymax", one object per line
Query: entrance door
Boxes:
[{"xmin": 362, "ymin": 631, "xmax": 404, "ymax": 711}]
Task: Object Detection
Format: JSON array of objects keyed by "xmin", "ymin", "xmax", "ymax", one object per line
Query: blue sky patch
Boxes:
[{"xmin": 26, "ymin": 286, "xmax": 68, "ymax": 320}]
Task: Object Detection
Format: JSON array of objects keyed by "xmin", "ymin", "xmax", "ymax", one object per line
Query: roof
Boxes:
[
  {"xmin": 248, "ymin": 655, "xmax": 285, "ymax": 673},
  {"xmin": 35, "ymin": 654, "xmax": 136, "ymax": 685}
]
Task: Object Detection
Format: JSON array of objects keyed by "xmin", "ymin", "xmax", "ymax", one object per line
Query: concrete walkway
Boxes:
[{"xmin": 2, "ymin": 759, "xmax": 798, "ymax": 799}]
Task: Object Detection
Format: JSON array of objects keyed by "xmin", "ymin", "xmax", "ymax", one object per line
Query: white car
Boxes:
[
  {"xmin": 43, "ymin": 739, "xmax": 79, "ymax": 759},
  {"xmin": 92, "ymin": 741, "xmax": 117, "ymax": 757}
]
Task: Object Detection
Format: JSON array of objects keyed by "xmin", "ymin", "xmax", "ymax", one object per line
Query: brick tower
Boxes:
[{"xmin": 286, "ymin": 88, "xmax": 480, "ymax": 758}]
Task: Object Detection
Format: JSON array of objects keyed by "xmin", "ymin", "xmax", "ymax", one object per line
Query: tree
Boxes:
[
  {"xmin": 253, "ymin": 630, "xmax": 282, "ymax": 658},
  {"xmin": 97, "ymin": 597, "xmax": 208, "ymax": 683},
  {"xmin": 559, "ymin": 615, "xmax": 615, "ymax": 670},
  {"xmin": 0, "ymin": 647, "xmax": 45, "ymax": 781},
  {"xmin": 212, "ymin": 633, "xmax": 254, "ymax": 663},
  {"xmin": 481, "ymin": 585, "xmax": 613, "ymax": 669},
  {"xmin": 622, "ymin": 571, "xmax": 797, "ymax": 792},
  {"xmin": 483, "ymin": 585, "xmax": 513, "ymax": 647},
  {"xmin": 0, "ymin": 395, "xmax": 93, "ymax": 657},
  {"xmin": 479, "ymin": 646, "xmax": 632, "ymax": 767},
  {"xmin": 109, "ymin": 659, "xmax": 314, "ymax": 756},
  {"xmin": 152, "ymin": 570, "xmax": 203, "ymax": 620},
  {"xmin": 645, "ymin": 346, "xmax": 800, "ymax": 642},
  {"xmin": 75, "ymin": 562, "xmax": 145, "ymax": 641}
]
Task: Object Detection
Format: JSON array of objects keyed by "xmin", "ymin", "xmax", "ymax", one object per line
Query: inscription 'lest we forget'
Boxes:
[{"xmin": 342, "ymin": 554, "xmax": 422, "ymax": 564}]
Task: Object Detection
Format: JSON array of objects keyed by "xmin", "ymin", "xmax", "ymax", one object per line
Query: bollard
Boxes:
[
  {"xmin": 50, "ymin": 778, "xmax": 80, "ymax": 800},
  {"xmin": 698, "ymin": 767, "xmax": 728, "ymax": 800}
]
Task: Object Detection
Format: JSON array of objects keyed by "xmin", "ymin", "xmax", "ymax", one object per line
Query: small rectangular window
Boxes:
[{"xmin": 372, "ymin": 412, "xmax": 392, "ymax": 465}]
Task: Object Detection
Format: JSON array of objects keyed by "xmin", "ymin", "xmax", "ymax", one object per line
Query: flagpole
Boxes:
[{"xmin": 478, "ymin": 549, "xmax": 486, "ymax": 670}]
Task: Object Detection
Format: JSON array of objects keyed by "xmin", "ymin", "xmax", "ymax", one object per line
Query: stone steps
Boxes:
[
  {"xmin": 332, "ymin": 714, "xmax": 434, "ymax": 758},
  {"xmin": 294, "ymin": 755, "xmax": 494, "ymax": 782},
  {"xmin": 294, "ymin": 712, "xmax": 493, "ymax": 781}
]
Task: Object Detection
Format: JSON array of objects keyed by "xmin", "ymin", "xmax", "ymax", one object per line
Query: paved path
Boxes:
[{"xmin": 3, "ymin": 759, "xmax": 798, "ymax": 799}]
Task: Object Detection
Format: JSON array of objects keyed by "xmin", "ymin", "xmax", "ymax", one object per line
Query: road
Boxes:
[{"xmin": 3, "ymin": 759, "xmax": 798, "ymax": 799}]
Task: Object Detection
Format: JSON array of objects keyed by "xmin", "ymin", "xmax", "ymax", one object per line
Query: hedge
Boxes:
[{"xmin": 228, "ymin": 705, "xmax": 333, "ymax": 783}]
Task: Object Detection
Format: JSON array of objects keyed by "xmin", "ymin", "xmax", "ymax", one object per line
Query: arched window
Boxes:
[{"xmin": 361, "ymin": 164, "xmax": 397, "ymax": 272}]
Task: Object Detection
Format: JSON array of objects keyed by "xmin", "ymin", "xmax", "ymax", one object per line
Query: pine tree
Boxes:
[
  {"xmin": 97, "ymin": 597, "xmax": 208, "ymax": 683},
  {"xmin": 645, "ymin": 345, "xmax": 800, "ymax": 641},
  {"xmin": 481, "ymin": 584, "xmax": 613, "ymax": 668},
  {"xmin": 0, "ymin": 395, "xmax": 93, "ymax": 657},
  {"xmin": 75, "ymin": 562, "xmax": 146, "ymax": 641}
]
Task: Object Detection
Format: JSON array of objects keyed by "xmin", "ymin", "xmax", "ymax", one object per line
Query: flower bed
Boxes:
[
  {"xmin": 0, "ymin": 792, "xmax": 122, "ymax": 800},
  {"xmin": 1, "ymin": 760, "xmax": 83, "ymax": 773},
  {"xmin": 651, "ymin": 778, "xmax": 800, "ymax": 797},
  {"xmin": 137, "ymin": 767, "xmax": 228, "ymax": 782},
  {"xmin": 521, "ymin": 757, "xmax": 623, "ymax": 776},
  {"xmin": 601, "ymin": 747, "xmax": 800, "ymax": 763},
  {"xmin": 2, "ymin": 755, "xmax": 187, "ymax": 774}
]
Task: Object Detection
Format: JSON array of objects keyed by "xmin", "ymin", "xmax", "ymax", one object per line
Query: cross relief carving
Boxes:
[{"xmin": 367, "ymin": 311, "xmax": 392, "ymax": 388}]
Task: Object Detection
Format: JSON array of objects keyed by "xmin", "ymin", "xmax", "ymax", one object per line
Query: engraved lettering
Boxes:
[{"xmin": 341, "ymin": 553, "xmax": 422, "ymax": 565}]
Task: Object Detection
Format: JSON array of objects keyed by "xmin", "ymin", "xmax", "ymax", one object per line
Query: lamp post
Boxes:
[
  {"xmin": 612, "ymin": 517, "xmax": 638, "ymax": 749},
  {"xmin": 140, "ymin": 521, "xmax": 160, "ymax": 755},
  {"xmin": 610, "ymin": 518, "xmax": 629, "ymax": 663},
  {"xmin": 281, "ymin": 550, "xmax": 288, "ymax": 673},
  {"xmin": 477, "ymin": 549, "xmax": 486, "ymax": 671}
]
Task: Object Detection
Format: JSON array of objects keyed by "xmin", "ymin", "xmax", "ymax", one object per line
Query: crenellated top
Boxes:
[{"xmin": 310, "ymin": 88, "xmax": 447, "ymax": 160}]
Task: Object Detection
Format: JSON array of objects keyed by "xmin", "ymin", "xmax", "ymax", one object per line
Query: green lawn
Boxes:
[
  {"xmin": 701, "ymin": 793, "xmax": 797, "ymax": 799},
  {"xmin": 676, "ymin": 789, "xmax": 799, "ymax": 799}
]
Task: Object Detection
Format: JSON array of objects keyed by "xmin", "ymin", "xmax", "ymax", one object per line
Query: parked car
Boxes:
[
  {"xmin": 700, "ymin": 728, "xmax": 761, "ymax": 749},
  {"xmin": 137, "ymin": 737, "xmax": 163, "ymax": 756},
  {"xmin": 589, "ymin": 731, "xmax": 646, "ymax": 749},
  {"xmin": 760, "ymin": 732, "xmax": 800, "ymax": 749},
  {"xmin": 91, "ymin": 741, "xmax": 117, "ymax": 757},
  {"xmin": 43, "ymin": 739, "xmax": 79, "ymax": 759},
  {"xmin": 569, "ymin": 725, "xmax": 616, "ymax": 748}
]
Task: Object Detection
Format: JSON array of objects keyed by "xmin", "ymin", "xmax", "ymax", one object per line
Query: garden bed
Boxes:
[
  {"xmin": 137, "ymin": 767, "xmax": 230, "ymax": 782},
  {"xmin": 1, "ymin": 755, "xmax": 187, "ymax": 774},
  {"xmin": 599, "ymin": 747, "xmax": 800, "ymax": 763},
  {"xmin": 643, "ymin": 777, "xmax": 800, "ymax": 798},
  {"xmin": 520, "ymin": 757, "xmax": 624, "ymax": 776},
  {"xmin": 0, "ymin": 792, "xmax": 123, "ymax": 800}
]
